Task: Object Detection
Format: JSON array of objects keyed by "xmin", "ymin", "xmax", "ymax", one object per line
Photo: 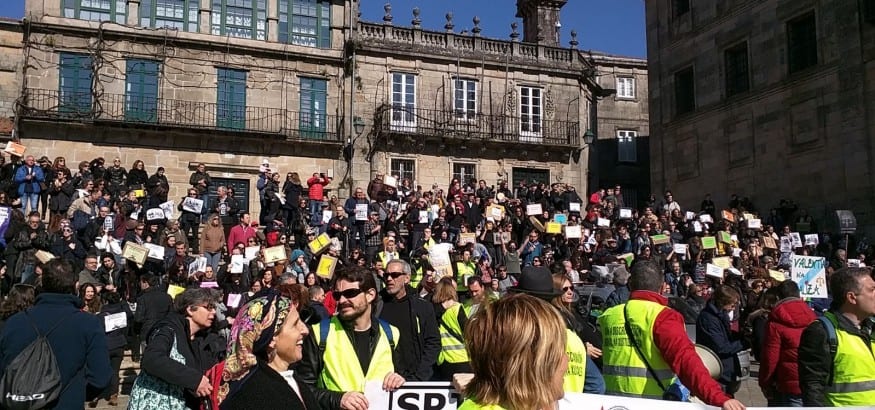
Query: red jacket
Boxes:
[
  {"xmin": 758, "ymin": 298, "xmax": 816, "ymax": 395},
  {"xmin": 227, "ymin": 223, "xmax": 257, "ymax": 249},
  {"xmin": 633, "ymin": 291, "xmax": 732, "ymax": 406},
  {"xmin": 307, "ymin": 176, "xmax": 330, "ymax": 200}
]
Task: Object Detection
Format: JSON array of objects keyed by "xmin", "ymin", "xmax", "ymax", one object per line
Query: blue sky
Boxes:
[{"xmin": 0, "ymin": 0, "xmax": 645, "ymax": 57}]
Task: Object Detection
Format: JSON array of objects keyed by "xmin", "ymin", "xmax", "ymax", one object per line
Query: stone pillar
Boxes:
[
  {"xmin": 128, "ymin": 0, "xmax": 140, "ymax": 26},
  {"xmin": 515, "ymin": 0, "xmax": 567, "ymax": 46},
  {"xmin": 199, "ymin": 0, "xmax": 212, "ymax": 35}
]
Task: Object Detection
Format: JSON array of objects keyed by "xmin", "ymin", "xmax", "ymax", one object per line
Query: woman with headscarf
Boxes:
[{"xmin": 218, "ymin": 289, "xmax": 320, "ymax": 409}]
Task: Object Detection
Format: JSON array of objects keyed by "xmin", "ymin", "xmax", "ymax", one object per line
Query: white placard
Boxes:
[
  {"xmin": 728, "ymin": 267, "xmax": 743, "ymax": 276},
  {"xmin": 569, "ymin": 202, "xmax": 581, "ymax": 212},
  {"xmin": 244, "ymin": 245, "xmax": 260, "ymax": 262},
  {"xmin": 526, "ymin": 203, "xmax": 543, "ymax": 216},
  {"xmin": 143, "ymin": 243, "xmax": 164, "ymax": 260},
  {"xmin": 699, "ymin": 214, "xmax": 714, "ymax": 224},
  {"xmin": 104, "ymin": 312, "xmax": 127, "ymax": 332},
  {"xmin": 322, "ymin": 210, "xmax": 332, "ymax": 224},
  {"xmin": 747, "ymin": 219, "xmax": 761, "ymax": 229},
  {"xmin": 673, "ymin": 244, "xmax": 688, "ymax": 255},
  {"xmin": 188, "ymin": 256, "xmax": 207, "ymax": 276},
  {"xmin": 355, "ymin": 204, "xmax": 368, "ymax": 221},
  {"xmin": 146, "ymin": 208, "xmax": 166, "ymax": 221},
  {"xmin": 490, "ymin": 207, "xmax": 502, "ymax": 218},
  {"xmin": 619, "ymin": 208, "xmax": 632, "ymax": 219},
  {"xmin": 227, "ymin": 293, "xmax": 242, "ymax": 308},
  {"xmin": 791, "ymin": 255, "xmax": 828, "ymax": 299},
  {"xmin": 182, "ymin": 197, "xmax": 204, "ymax": 214},
  {"xmin": 103, "ymin": 216, "xmax": 114, "ymax": 232},
  {"xmin": 565, "ymin": 225, "xmax": 582, "ymax": 239},
  {"xmin": 705, "ymin": 263, "xmax": 724, "ymax": 278},
  {"xmin": 418, "ymin": 210, "xmax": 428, "ymax": 224},
  {"xmin": 692, "ymin": 221, "xmax": 703, "ymax": 232},
  {"xmin": 685, "ymin": 211, "xmax": 696, "ymax": 221},
  {"xmin": 790, "ymin": 232, "xmax": 803, "ymax": 248},
  {"xmin": 780, "ymin": 237, "xmax": 793, "ymax": 253},
  {"xmin": 383, "ymin": 175, "xmax": 397, "ymax": 187},
  {"xmin": 732, "ymin": 248, "xmax": 742, "ymax": 257},
  {"xmin": 804, "ymin": 234, "xmax": 819, "ymax": 246},
  {"xmin": 230, "ymin": 254, "xmax": 245, "ymax": 273},
  {"xmin": 596, "ymin": 218, "xmax": 610, "ymax": 228},
  {"xmin": 159, "ymin": 201, "xmax": 175, "ymax": 220}
]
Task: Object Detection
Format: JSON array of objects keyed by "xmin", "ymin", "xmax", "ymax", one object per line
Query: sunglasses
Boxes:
[
  {"xmin": 386, "ymin": 271, "xmax": 406, "ymax": 279},
  {"xmin": 332, "ymin": 288, "xmax": 365, "ymax": 300},
  {"xmin": 562, "ymin": 286, "xmax": 573, "ymax": 292}
]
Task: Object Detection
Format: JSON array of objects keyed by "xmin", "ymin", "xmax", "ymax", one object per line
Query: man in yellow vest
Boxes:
[
  {"xmin": 598, "ymin": 261, "xmax": 745, "ymax": 410},
  {"xmin": 298, "ymin": 266, "xmax": 405, "ymax": 410},
  {"xmin": 799, "ymin": 267, "xmax": 875, "ymax": 406},
  {"xmin": 376, "ymin": 236, "xmax": 400, "ymax": 269},
  {"xmin": 452, "ymin": 249, "xmax": 478, "ymax": 297}
]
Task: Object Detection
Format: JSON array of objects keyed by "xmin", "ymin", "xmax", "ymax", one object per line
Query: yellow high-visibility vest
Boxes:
[
  {"xmin": 312, "ymin": 317, "xmax": 398, "ymax": 392},
  {"xmin": 822, "ymin": 311, "xmax": 875, "ymax": 406}
]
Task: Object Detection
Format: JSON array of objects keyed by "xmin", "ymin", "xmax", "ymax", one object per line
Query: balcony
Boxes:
[
  {"xmin": 18, "ymin": 89, "xmax": 341, "ymax": 143},
  {"xmin": 374, "ymin": 105, "xmax": 580, "ymax": 147}
]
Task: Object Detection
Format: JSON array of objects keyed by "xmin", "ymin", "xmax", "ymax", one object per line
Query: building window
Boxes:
[
  {"xmin": 453, "ymin": 78, "xmax": 477, "ymax": 120},
  {"xmin": 391, "ymin": 73, "xmax": 416, "ymax": 131},
  {"xmin": 519, "ymin": 86, "xmax": 542, "ymax": 139},
  {"xmin": 125, "ymin": 59, "xmax": 160, "ymax": 123},
  {"xmin": 453, "ymin": 163, "xmax": 476, "ymax": 184},
  {"xmin": 616, "ymin": 77, "xmax": 635, "ymax": 99},
  {"xmin": 391, "ymin": 159, "xmax": 415, "ymax": 183},
  {"xmin": 217, "ymin": 68, "xmax": 247, "ymax": 129},
  {"xmin": 279, "ymin": 0, "xmax": 330, "ymax": 48},
  {"xmin": 209, "ymin": 177, "xmax": 250, "ymax": 212},
  {"xmin": 58, "ymin": 53, "xmax": 93, "ymax": 115},
  {"xmin": 787, "ymin": 12, "xmax": 817, "ymax": 74},
  {"xmin": 63, "ymin": 0, "xmax": 127, "ymax": 23},
  {"xmin": 140, "ymin": 0, "xmax": 199, "ymax": 31},
  {"xmin": 299, "ymin": 77, "xmax": 327, "ymax": 139},
  {"xmin": 617, "ymin": 130, "xmax": 637, "ymax": 163},
  {"xmin": 674, "ymin": 67, "xmax": 695, "ymax": 116},
  {"xmin": 724, "ymin": 42, "xmax": 749, "ymax": 97},
  {"xmin": 512, "ymin": 167, "xmax": 549, "ymax": 188},
  {"xmin": 211, "ymin": 0, "xmax": 267, "ymax": 40},
  {"xmin": 674, "ymin": 0, "xmax": 690, "ymax": 16}
]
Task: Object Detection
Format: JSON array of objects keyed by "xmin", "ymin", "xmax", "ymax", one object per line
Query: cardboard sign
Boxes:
[
  {"xmin": 458, "ymin": 233, "xmax": 476, "ymax": 245},
  {"xmin": 597, "ymin": 218, "xmax": 610, "ymax": 228},
  {"xmin": 565, "ymin": 225, "xmax": 582, "ymax": 239},
  {"xmin": 705, "ymin": 263, "xmax": 724, "ymax": 278},
  {"xmin": 104, "ymin": 312, "xmax": 127, "ymax": 332},
  {"xmin": 746, "ymin": 219, "xmax": 761, "ymax": 230},
  {"xmin": 182, "ymin": 197, "xmax": 204, "ymax": 214},
  {"xmin": 762, "ymin": 236, "xmax": 777, "ymax": 249},
  {"xmin": 146, "ymin": 208, "xmax": 166, "ymax": 221},
  {"xmin": 722, "ymin": 210, "xmax": 735, "ymax": 223},
  {"xmin": 263, "ymin": 245, "xmax": 287, "ymax": 264},
  {"xmin": 805, "ymin": 234, "xmax": 819, "ymax": 246},
  {"xmin": 790, "ymin": 255, "xmax": 828, "ymax": 298},
  {"xmin": 712, "ymin": 256, "xmax": 732, "ymax": 270},
  {"xmin": 619, "ymin": 208, "xmax": 633, "ymax": 219},
  {"xmin": 34, "ymin": 250, "xmax": 56, "ymax": 264},
  {"xmin": 529, "ymin": 216, "xmax": 546, "ymax": 232},
  {"xmin": 650, "ymin": 234, "xmax": 670, "ymax": 245},
  {"xmin": 526, "ymin": 204, "xmax": 543, "ymax": 216},
  {"xmin": 229, "ymin": 255, "xmax": 246, "ymax": 273},
  {"xmin": 143, "ymin": 243, "xmax": 164, "ymax": 260},
  {"xmin": 316, "ymin": 254, "xmax": 338, "ymax": 279},
  {"xmin": 167, "ymin": 284, "xmax": 185, "ymax": 299},
  {"xmin": 546, "ymin": 222, "xmax": 562, "ymax": 234},
  {"xmin": 569, "ymin": 202, "xmax": 581, "ymax": 213},
  {"xmin": 355, "ymin": 204, "xmax": 369, "ymax": 221},
  {"xmin": 308, "ymin": 233, "xmax": 332, "ymax": 254},
  {"xmin": 718, "ymin": 231, "xmax": 732, "ymax": 244},
  {"xmin": 701, "ymin": 236, "xmax": 717, "ymax": 250},
  {"xmin": 487, "ymin": 205, "xmax": 504, "ymax": 220},
  {"xmin": 122, "ymin": 242, "xmax": 148, "ymax": 265},
  {"xmin": 3, "ymin": 141, "xmax": 26, "ymax": 157},
  {"xmin": 383, "ymin": 175, "xmax": 397, "ymax": 188},
  {"xmin": 553, "ymin": 213, "xmax": 568, "ymax": 225}
]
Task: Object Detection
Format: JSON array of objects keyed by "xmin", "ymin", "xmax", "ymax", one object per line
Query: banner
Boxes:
[{"xmin": 790, "ymin": 255, "xmax": 827, "ymax": 299}]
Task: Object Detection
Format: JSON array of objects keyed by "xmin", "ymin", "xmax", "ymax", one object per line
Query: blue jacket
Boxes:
[
  {"xmin": 14, "ymin": 164, "xmax": 45, "ymax": 196},
  {"xmin": 695, "ymin": 301, "xmax": 744, "ymax": 384},
  {"xmin": 0, "ymin": 293, "xmax": 112, "ymax": 409}
]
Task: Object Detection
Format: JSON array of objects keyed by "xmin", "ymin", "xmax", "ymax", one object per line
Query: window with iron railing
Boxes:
[
  {"xmin": 279, "ymin": 0, "xmax": 330, "ymax": 47},
  {"xmin": 391, "ymin": 73, "xmax": 417, "ymax": 132},
  {"xmin": 211, "ymin": 0, "xmax": 267, "ymax": 40},
  {"xmin": 300, "ymin": 77, "xmax": 327, "ymax": 139},
  {"xmin": 217, "ymin": 68, "xmax": 247, "ymax": 129},
  {"xmin": 59, "ymin": 53, "xmax": 93, "ymax": 116},
  {"xmin": 125, "ymin": 59, "xmax": 160, "ymax": 123},
  {"xmin": 453, "ymin": 78, "xmax": 477, "ymax": 120}
]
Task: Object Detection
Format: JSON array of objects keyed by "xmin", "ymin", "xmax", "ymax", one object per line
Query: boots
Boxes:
[{"xmin": 108, "ymin": 394, "xmax": 119, "ymax": 406}]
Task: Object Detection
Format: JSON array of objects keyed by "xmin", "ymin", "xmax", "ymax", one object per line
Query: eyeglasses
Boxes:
[
  {"xmin": 332, "ymin": 288, "xmax": 365, "ymax": 300},
  {"xmin": 386, "ymin": 271, "xmax": 406, "ymax": 279},
  {"xmin": 195, "ymin": 303, "xmax": 217, "ymax": 311},
  {"xmin": 562, "ymin": 286, "xmax": 573, "ymax": 292}
]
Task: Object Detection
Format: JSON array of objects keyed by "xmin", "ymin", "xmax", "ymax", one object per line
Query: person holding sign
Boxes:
[
  {"xmin": 178, "ymin": 188, "xmax": 203, "ymax": 253},
  {"xmin": 92, "ymin": 291, "xmax": 134, "ymax": 407},
  {"xmin": 297, "ymin": 267, "xmax": 404, "ymax": 410},
  {"xmin": 798, "ymin": 267, "xmax": 875, "ymax": 407},
  {"xmin": 344, "ymin": 188, "xmax": 370, "ymax": 250}
]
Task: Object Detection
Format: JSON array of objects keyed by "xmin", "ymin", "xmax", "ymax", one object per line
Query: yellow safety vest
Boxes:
[
  {"xmin": 457, "ymin": 400, "xmax": 507, "ymax": 410},
  {"xmin": 597, "ymin": 299, "xmax": 676, "ymax": 399},
  {"xmin": 378, "ymin": 251, "xmax": 399, "ymax": 269},
  {"xmin": 456, "ymin": 261, "xmax": 475, "ymax": 292},
  {"xmin": 823, "ymin": 312, "xmax": 875, "ymax": 406},
  {"xmin": 438, "ymin": 303, "xmax": 470, "ymax": 365},
  {"xmin": 312, "ymin": 317, "xmax": 398, "ymax": 392},
  {"xmin": 411, "ymin": 266, "xmax": 423, "ymax": 289},
  {"xmin": 564, "ymin": 328, "xmax": 588, "ymax": 393}
]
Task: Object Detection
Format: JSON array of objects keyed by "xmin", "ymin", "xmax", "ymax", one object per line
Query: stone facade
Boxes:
[
  {"xmin": 646, "ymin": 0, "xmax": 875, "ymax": 234},
  {"xmin": 0, "ymin": 19, "xmax": 22, "ymax": 136},
  {"xmin": 1, "ymin": 0, "xmax": 649, "ymax": 213}
]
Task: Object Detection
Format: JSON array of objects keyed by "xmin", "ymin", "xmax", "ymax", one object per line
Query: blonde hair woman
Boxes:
[
  {"xmin": 460, "ymin": 294, "xmax": 568, "ymax": 410},
  {"xmin": 432, "ymin": 277, "xmax": 472, "ymax": 380}
]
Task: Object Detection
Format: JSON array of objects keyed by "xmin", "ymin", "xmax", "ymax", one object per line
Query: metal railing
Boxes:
[
  {"xmin": 19, "ymin": 88, "xmax": 342, "ymax": 142},
  {"xmin": 375, "ymin": 105, "xmax": 580, "ymax": 147}
]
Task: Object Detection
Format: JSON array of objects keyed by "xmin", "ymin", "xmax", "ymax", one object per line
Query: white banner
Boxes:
[{"xmin": 790, "ymin": 255, "xmax": 828, "ymax": 299}]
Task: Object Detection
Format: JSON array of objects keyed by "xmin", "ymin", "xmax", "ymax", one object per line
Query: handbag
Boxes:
[
  {"xmin": 623, "ymin": 304, "xmax": 687, "ymax": 402},
  {"xmin": 128, "ymin": 333, "xmax": 188, "ymax": 410}
]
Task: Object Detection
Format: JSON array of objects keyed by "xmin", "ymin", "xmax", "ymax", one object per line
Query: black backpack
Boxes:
[{"xmin": 0, "ymin": 311, "xmax": 75, "ymax": 410}]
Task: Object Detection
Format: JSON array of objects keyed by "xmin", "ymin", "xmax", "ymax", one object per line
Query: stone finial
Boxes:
[
  {"xmin": 510, "ymin": 21, "xmax": 520, "ymax": 42},
  {"xmin": 383, "ymin": 3, "xmax": 393, "ymax": 24},
  {"xmin": 412, "ymin": 7, "xmax": 421, "ymax": 28},
  {"xmin": 461, "ymin": 29, "xmax": 469, "ymax": 35},
  {"xmin": 569, "ymin": 30, "xmax": 579, "ymax": 49},
  {"xmin": 445, "ymin": 13, "xmax": 454, "ymax": 32},
  {"xmin": 472, "ymin": 16, "xmax": 481, "ymax": 36}
]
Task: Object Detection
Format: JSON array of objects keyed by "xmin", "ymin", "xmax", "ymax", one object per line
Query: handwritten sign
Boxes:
[
  {"xmin": 122, "ymin": 242, "xmax": 148, "ymax": 265},
  {"xmin": 263, "ymin": 245, "xmax": 287, "ymax": 264},
  {"xmin": 569, "ymin": 202, "xmax": 581, "ymax": 212},
  {"xmin": 316, "ymin": 254, "xmax": 338, "ymax": 279},
  {"xmin": 790, "ymin": 255, "xmax": 827, "ymax": 298},
  {"xmin": 596, "ymin": 218, "xmax": 610, "ymax": 228},
  {"xmin": 699, "ymin": 214, "xmax": 714, "ymax": 224},
  {"xmin": 673, "ymin": 244, "xmax": 688, "ymax": 255},
  {"xmin": 705, "ymin": 263, "xmax": 724, "ymax": 278},
  {"xmin": 565, "ymin": 225, "xmax": 582, "ymax": 239},
  {"xmin": 355, "ymin": 204, "xmax": 368, "ymax": 221},
  {"xmin": 526, "ymin": 204, "xmax": 543, "ymax": 216},
  {"xmin": 701, "ymin": 236, "xmax": 717, "ymax": 250},
  {"xmin": 746, "ymin": 218, "xmax": 761, "ymax": 229},
  {"xmin": 619, "ymin": 208, "xmax": 633, "ymax": 219}
]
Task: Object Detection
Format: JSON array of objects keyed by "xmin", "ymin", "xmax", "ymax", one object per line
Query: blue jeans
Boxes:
[
  {"xmin": 770, "ymin": 392, "xmax": 803, "ymax": 407},
  {"xmin": 204, "ymin": 251, "xmax": 222, "ymax": 274},
  {"xmin": 309, "ymin": 199, "xmax": 323, "ymax": 226},
  {"xmin": 21, "ymin": 193, "xmax": 39, "ymax": 216},
  {"xmin": 583, "ymin": 355, "xmax": 605, "ymax": 394}
]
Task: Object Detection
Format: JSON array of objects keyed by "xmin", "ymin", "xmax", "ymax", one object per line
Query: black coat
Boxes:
[
  {"xmin": 375, "ymin": 288, "xmax": 441, "ymax": 381},
  {"xmin": 695, "ymin": 302, "xmax": 745, "ymax": 384},
  {"xmin": 98, "ymin": 301, "xmax": 134, "ymax": 351},
  {"xmin": 134, "ymin": 286, "xmax": 172, "ymax": 339},
  {"xmin": 220, "ymin": 360, "xmax": 320, "ymax": 410}
]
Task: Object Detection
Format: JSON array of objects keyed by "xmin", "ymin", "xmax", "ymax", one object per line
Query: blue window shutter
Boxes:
[
  {"xmin": 299, "ymin": 77, "xmax": 327, "ymax": 139},
  {"xmin": 59, "ymin": 53, "xmax": 93, "ymax": 116},
  {"xmin": 217, "ymin": 68, "xmax": 247, "ymax": 129},
  {"xmin": 125, "ymin": 59, "xmax": 160, "ymax": 122}
]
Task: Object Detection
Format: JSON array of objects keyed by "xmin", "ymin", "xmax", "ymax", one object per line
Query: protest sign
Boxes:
[
  {"xmin": 617, "ymin": 253, "xmax": 634, "ymax": 266},
  {"xmin": 569, "ymin": 202, "xmax": 581, "ymax": 212},
  {"xmin": 182, "ymin": 197, "xmax": 204, "ymax": 214},
  {"xmin": 529, "ymin": 216, "xmax": 546, "ymax": 232},
  {"xmin": 226, "ymin": 294, "xmax": 242, "ymax": 308},
  {"xmin": 769, "ymin": 270, "xmax": 787, "ymax": 281},
  {"xmin": 780, "ymin": 237, "xmax": 792, "ymax": 253},
  {"xmin": 789, "ymin": 232, "xmax": 802, "ymax": 248},
  {"xmin": 146, "ymin": 208, "xmax": 166, "ymax": 221},
  {"xmin": 3, "ymin": 141, "xmax": 26, "ymax": 157},
  {"xmin": 274, "ymin": 192, "xmax": 285, "ymax": 206},
  {"xmin": 0, "ymin": 206, "xmax": 9, "ymax": 246},
  {"xmin": 553, "ymin": 213, "xmax": 568, "ymax": 225},
  {"xmin": 526, "ymin": 203, "xmax": 543, "ymax": 216},
  {"xmin": 418, "ymin": 211, "xmax": 428, "ymax": 224},
  {"xmin": 836, "ymin": 210, "xmax": 857, "ymax": 234},
  {"xmin": 35, "ymin": 250, "xmax": 55, "ymax": 264},
  {"xmin": 104, "ymin": 312, "xmax": 127, "ymax": 332},
  {"xmin": 355, "ymin": 204, "xmax": 368, "ymax": 221},
  {"xmin": 429, "ymin": 243, "xmax": 454, "ymax": 279},
  {"xmin": 650, "ymin": 234, "xmax": 670, "ymax": 245},
  {"xmin": 200, "ymin": 281, "xmax": 219, "ymax": 289},
  {"xmin": 188, "ymin": 256, "xmax": 207, "ymax": 276},
  {"xmin": 848, "ymin": 259, "xmax": 862, "ymax": 267},
  {"xmin": 383, "ymin": 175, "xmax": 397, "ymax": 187},
  {"xmin": 728, "ymin": 267, "xmax": 743, "ymax": 276},
  {"xmin": 458, "ymin": 233, "xmax": 476, "ymax": 245},
  {"xmin": 762, "ymin": 236, "xmax": 777, "ymax": 249},
  {"xmin": 565, "ymin": 225, "xmax": 582, "ymax": 239},
  {"xmin": 712, "ymin": 256, "xmax": 732, "ymax": 270},
  {"xmin": 244, "ymin": 245, "xmax": 260, "ymax": 262},
  {"xmin": 699, "ymin": 214, "xmax": 713, "ymax": 224},
  {"xmin": 705, "ymin": 264, "xmax": 724, "ymax": 278},
  {"xmin": 263, "ymin": 245, "xmax": 288, "ymax": 263},
  {"xmin": 722, "ymin": 210, "xmax": 735, "ymax": 223},
  {"xmin": 229, "ymin": 255, "xmax": 246, "ymax": 274},
  {"xmin": 692, "ymin": 221, "xmax": 703, "ymax": 233},
  {"xmin": 804, "ymin": 234, "xmax": 819, "ymax": 246},
  {"xmin": 746, "ymin": 218, "xmax": 761, "ymax": 230},
  {"xmin": 322, "ymin": 210, "xmax": 332, "ymax": 224},
  {"xmin": 308, "ymin": 233, "xmax": 332, "ymax": 254},
  {"xmin": 103, "ymin": 216, "xmax": 114, "ymax": 232},
  {"xmin": 596, "ymin": 218, "xmax": 610, "ymax": 228},
  {"xmin": 167, "ymin": 284, "xmax": 185, "ymax": 299},
  {"xmin": 701, "ymin": 236, "xmax": 717, "ymax": 249},
  {"xmin": 546, "ymin": 222, "xmax": 562, "ymax": 234},
  {"xmin": 132, "ymin": 189, "xmax": 146, "ymax": 198},
  {"xmin": 717, "ymin": 231, "xmax": 732, "ymax": 244},
  {"xmin": 673, "ymin": 243, "xmax": 688, "ymax": 255},
  {"xmin": 122, "ymin": 242, "xmax": 148, "ymax": 265},
  {"xmin": 487, "ymin": 205, "xmax": 504, "ymax": 220},
  {"xmin": 316, "ymin": 255, "xmax": 338, "ymax": 279},
  {"xmin": 159, "ymin": 201, "xmax": 175, "ymax": 220},
  {"xmin": 791, "ymin": 255, "xmax": 828, "ymax": 299},
  {"xmin": 143, "ymin": 243, "xmax": 164, "ymax": 260},
  {"xmin": 619, "ymin": 208, "xmax": 633, "ymax": 219},
  {"xmin": 685, "ymin": 211, "xmax": 696, "ymax": 221}
]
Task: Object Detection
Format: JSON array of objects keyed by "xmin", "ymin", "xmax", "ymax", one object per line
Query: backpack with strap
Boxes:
[
  {"xmin": 440, "ymin": 305, "xmax": 468, "ymax": 343},
  {"xmin": 317, "ymin": 317, "xmax": 395, "ymax": 352},
  {"xmin": 817, "ymin": 316, "xmax": 839, "ymax": 386},
  {"xmin": 0, "ymin": 311, "xmax": 77, "ymax": 410}
]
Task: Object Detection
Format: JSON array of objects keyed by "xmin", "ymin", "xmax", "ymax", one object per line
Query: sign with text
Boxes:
[{"xmin": 791, "ymin": 255, "xmax": 828, "ymax": 299}]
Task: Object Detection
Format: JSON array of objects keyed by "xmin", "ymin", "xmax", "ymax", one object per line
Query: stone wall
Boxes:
[{"xmin": 0, "ymin": 20, "xmax": 22, "ymax": 136}]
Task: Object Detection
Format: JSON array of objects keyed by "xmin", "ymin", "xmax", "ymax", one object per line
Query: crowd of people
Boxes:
[{"xmin": 0, "ymin": 150, "xmax": 872, "ymax": 409}]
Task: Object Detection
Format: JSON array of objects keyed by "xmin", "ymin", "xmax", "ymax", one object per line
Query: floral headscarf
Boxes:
[{"xmin": 217, "ymin": 292, "xmax": 292, "ymax": 404}]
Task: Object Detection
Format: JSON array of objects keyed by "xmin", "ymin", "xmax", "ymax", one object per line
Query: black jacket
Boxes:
[
  {"xmin": 798, "ymin": 310, "xmax": 873, "ymax": 406},
  {"xmin": 375, "ymin": 287, "xmax": 441, "ymax": 381},
  {"xmin": 140, "ymin": 312, "xmax": 224, "ymax": 410},
  {"xmin": 696, "ymin": 301, "xmax": 745, "ymax": 384},
  {"xmin": 98, "ymin": 301, "xmax": 134, "ymax": 351},
  {"xmin": 134, "ymin": 286, "xmax": 172, "ymax": 338},
  {"xmin": 297, "ymin": 315, "xmax": 401, "ymax": 410},
  {"xmin": 220, "ymin": 360, "xmax": 320, "ymax": 410}
]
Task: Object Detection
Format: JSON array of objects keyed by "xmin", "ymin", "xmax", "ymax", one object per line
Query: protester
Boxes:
[{"xmin": 696, "ymin": 285, "xmax": 747, "ymax": 394}]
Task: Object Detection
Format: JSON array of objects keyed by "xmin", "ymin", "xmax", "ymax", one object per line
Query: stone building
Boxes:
[
  {"xmin": 646, "ymin": 0, "xmax": 875, "ymax": 233},
  {"xmin": 2, "ymin": 0, "xmax": 649, "ymax": 212}
]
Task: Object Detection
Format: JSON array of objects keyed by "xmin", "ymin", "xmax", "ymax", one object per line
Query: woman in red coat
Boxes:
[{"xmin": 758, "ymin": 280, "xmax": 817, "ymax": 407}]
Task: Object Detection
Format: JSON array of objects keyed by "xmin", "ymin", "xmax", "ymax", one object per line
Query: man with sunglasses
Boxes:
[
  {"xmin": 299, "ymin": 266, "xmax": 405, "ymax": 410},
  {"xmin": 376, "ymin": 260, "xmax": 440, "ymax": 382}
]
